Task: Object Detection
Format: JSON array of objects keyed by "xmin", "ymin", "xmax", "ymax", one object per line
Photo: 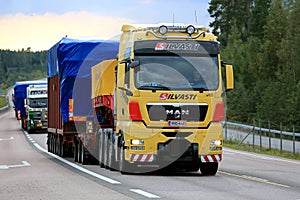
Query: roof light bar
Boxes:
[{"xmin": 144, "ymin": 23, "xmax": 206, "ymax": 39}]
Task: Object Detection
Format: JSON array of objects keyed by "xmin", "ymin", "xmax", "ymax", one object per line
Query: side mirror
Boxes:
[
  {"xmin": 129, "ymin": 60, "xmax": 140, "ymax": 68},
  {"xmin": 225, "ymin": 64, "xmax": 234, "ymax": 91}
]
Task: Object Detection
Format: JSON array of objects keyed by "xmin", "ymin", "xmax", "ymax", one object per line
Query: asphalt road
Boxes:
[{"xmin": 1, "ymin": 109, "xmax": 300, "ymax": 200}]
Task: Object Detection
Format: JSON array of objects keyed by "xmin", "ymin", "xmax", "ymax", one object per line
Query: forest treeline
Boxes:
[
  {"xmin": 0, "ymin": 48, "xmax": 47, "ymax": 91},
  {"xmin": 0, "ymin": 0, "xmax": 299, "ymax": 131},
  {"xmin": 208, "ymin": 0, "xmax": 300, "ymax": 131}
]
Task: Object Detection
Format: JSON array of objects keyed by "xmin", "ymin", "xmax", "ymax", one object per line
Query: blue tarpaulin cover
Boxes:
[
  {"xmin": 13, "ymin": 80, "xmax": 47, "ymax": 116},
  {"xmin": 47, "ymin": 37, "xmax": 119, "ymax": 122}
]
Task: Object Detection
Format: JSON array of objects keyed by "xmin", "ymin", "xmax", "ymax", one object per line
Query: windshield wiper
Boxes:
[
  {"xmin": 138, "ymin": 83, "xmax": 170, "ymax": 91},
  {"xmin": 193, "ymin": 87, "xmax": 209, "ymax": 93}
]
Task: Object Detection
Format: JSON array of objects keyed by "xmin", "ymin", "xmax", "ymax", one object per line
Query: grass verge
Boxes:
[{"xmin": 0, "ymin": 96, "xmax": 6, "ymax": 108}]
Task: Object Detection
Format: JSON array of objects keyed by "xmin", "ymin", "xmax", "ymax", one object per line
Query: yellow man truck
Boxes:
[{"xmin": 94, "ymin": 23, "xmax": 234, "ymax": 175}]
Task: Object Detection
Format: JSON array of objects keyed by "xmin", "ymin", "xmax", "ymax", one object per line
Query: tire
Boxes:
[
  {"xmin": 103, "ymin": 133, "xmax": 109, "ymax": 169},
  {"xmin": 119, "ymin": 139, "xmax": 130, "ymax": 174},
  {"xmin": 108, "ymin": 137, "xmax": 117, "ymax": 171},
  {"xmin": 77, "ymin": 140, "xmax": 82, "ymax": 163},
  {"xmin": 98, "ymin": 131, "xmax": 105, "ymax": 168},
  {"xmin": 74, "ymin": 139, "xmax": 78, "ymax": 162},
  {"xmin": 199, "ymin": 162, "xmax": 218, "ymax": 176},
  {"xmin": 81, "ymin": 142, "xmax": 88, "ymax": 165},
  {"xmin": 47, "ymin": 135, "xmax": 51, "ymax": 152},
  {"xmin": 22, "ymin": 119, "xmax": 26, "ymax": 130},
  {"xmin": 60, "ymin": 140, "xmax": 65, "ymax": 158},
  {"xmin": 54, "ymin": 137, "xmax": 58, "ymax": 155},
  {"xmin": 26, "ymin": 123, "xmax": 31, "ymax": 134}
]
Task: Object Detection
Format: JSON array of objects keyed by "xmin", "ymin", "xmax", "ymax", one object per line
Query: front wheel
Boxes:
[
  {"xmin": 199, "ymin": 162, "xmax": 218, "ymax": 176},
  {"xmin": 119, "ymin": 139, "xmax": 132, "ymax": 174}
]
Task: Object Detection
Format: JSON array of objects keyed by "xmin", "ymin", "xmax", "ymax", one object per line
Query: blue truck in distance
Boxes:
[{"xmin": 13, "ymin": 80, "xmax": 47, "ymax": 130}]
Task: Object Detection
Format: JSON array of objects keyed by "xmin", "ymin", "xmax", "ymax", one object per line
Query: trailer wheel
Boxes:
[
  {"xmin": 107, "ymin": 136, "xmax": 117, "ymax": 171},
  {"xmin": 77, "ymin": 140, "xmax": 82, "ymax": 163},
  {"xmin": 26, "ymin": 124, "xmax": 33, "ymax": 134},
  {"xmin": 81, "ymin": 141, "xmax": 88, "ymax": 165},
  {"xmin": 50, "ymin": 137, "xmax": 54, "ymax": 153},
  {"xmin": 98, "ymin": 131, "xmax": 105, "ymax": 168},
  {"xmin": 21, "ymin": 118, "xmax": 26, "ymax": 130},
  {"xmin": 59, "ymin": 139, "xmax": 65, "ymax": 158},
  {"xmin": 199, "ymin": 162, "xmax": 218, "ymax": 176},
  {"xmin": 103, "ymin": 133, "xmax": 109, "ymax": 169},
  {"xmin": 47, "ymin": 134, "xmax": 51, "ymax": 152},
  {"xmin": 54, "ymin": 137, "xmax": 58, "ymax": 155},
  {"xmin": 74, "ymin": 139, "xmax": 78, "ymax": 162}
]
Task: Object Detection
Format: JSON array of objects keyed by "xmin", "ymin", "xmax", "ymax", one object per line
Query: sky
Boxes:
[{"xmin": 0, "ymin": 0, "xmax": 212, "ymax": 51}]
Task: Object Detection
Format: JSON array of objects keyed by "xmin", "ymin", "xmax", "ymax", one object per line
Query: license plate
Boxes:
[{"xmin": 168, "ymin": 120, "xmax": 187, "ymax": 127}]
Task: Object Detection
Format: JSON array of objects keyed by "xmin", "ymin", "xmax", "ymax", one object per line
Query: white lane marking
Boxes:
[
  {"xmin": 0, "ymin": 136, "xmax": 14, "ymax": 141},
  {"xmin": 25, "ymin": 133, "xmax": 121, "ymax": 185},
  {"xmin": 130, "ymin": 189, "xmax": 160, "ymax": 199},
  {"xmin": 0, "ymin": 161, "xmax": 31, "ymax": 170},
  {"xmin": 224, "ymin": 148, "xmax": 300, "ymax": 165}
]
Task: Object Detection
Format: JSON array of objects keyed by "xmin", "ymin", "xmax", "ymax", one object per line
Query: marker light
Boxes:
[
  {"xmin": 129, "ymin": 101, "xmax": 142, "ymax": 120},
  {"xmin": 159, "ymin": 25, "xmax": 168, "ymax": 35},
  {"xmin": 212, "ymin": 102, "xmax": 224, "ymax": 121},
  {"xmin": 186, "ymin": 25, "xmax": 196, "ymax": 35}
]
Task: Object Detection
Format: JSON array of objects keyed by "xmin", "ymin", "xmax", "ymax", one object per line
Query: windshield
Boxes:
[
  {"xmin": 134, "ymin": 55, "xmax": 219, "ymax": 91},
  {"xmin": 29, "ymin": 98, "xmax": 48, "ymax": 108}
]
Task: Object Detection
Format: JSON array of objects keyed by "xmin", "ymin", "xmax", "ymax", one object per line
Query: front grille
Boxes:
[
  {"xmin": 31, "ymin": 112, "xmax": 41, "ymax": 119},
  {"xmin": 147, "ymin": 104, "xmax": 208, "ymax": 121}
]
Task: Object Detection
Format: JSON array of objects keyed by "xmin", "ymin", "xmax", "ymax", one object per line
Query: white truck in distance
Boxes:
[{"xmin": 25, "ymin": 84, "xmax": 48, "ymax": 133}]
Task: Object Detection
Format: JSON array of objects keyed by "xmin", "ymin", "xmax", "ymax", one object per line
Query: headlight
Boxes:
[
  {"xmin": 210, "ymin": 140, "xmax": 222, "ymax": 146},
  {"xmin": 131, "ymin": 139, "xmax": 144, "ymax": 145}
]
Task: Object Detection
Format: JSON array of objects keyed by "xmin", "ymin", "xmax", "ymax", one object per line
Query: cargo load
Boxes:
[{"xmin": 47, "ymin": 37, "xmax": 119, "ymax": 160}]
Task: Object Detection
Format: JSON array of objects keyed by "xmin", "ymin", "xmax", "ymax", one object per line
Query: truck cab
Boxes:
[
  {"xmin": 114, "ymin": 23, "xmax": 234, "ymax": 174},
  {"xmin": 25, "ymin": 84, "xmax": 48, "ymax": 133}
]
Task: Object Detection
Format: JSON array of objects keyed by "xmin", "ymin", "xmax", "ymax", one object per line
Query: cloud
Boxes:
[{"xmin": 0, "ymin": 12, "xmax": 134, "ymax": 51}]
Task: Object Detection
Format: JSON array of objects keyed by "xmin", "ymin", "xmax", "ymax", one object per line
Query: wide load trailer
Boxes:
[
  {"xmin": 47, "ymin": 37, "xmax": 119, "ymax": 162},
  {"xmin": 13, "ymin": 80, "xmax": 47, "ymax": 130},
  {"xmin": 95, "ymin": 23, "xmax": 234, "ymax": 175},
  {"xmin": 25, "ymin": 84, "xmax": 48, "ymax": 133}
]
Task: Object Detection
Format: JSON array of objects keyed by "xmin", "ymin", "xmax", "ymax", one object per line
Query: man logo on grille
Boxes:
[{"xmin": 166, "ymin": 109, "xmax": 189, "ymax": 119}]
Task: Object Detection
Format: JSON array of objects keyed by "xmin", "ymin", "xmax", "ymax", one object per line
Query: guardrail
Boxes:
[
  {"xmin": 223, "ymin": 121, "xmax": 300, "ymax": 155},
  {"xmin": 0, "ymin": 94, "xmax": 10, "ymax": 114},
  {"xmin": 224, "ymin": 121, "xmax": 300, "ymax": 138}
]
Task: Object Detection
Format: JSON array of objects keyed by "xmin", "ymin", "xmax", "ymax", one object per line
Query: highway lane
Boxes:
[{"xmin": 2, "ymin": 108, "xmax": 300, "ymax": 199}]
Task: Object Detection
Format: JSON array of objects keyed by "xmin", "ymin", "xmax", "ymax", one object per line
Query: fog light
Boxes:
[{"xmin": 131, "ymin": 139, "xmax": 144, "ymax": 145}]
